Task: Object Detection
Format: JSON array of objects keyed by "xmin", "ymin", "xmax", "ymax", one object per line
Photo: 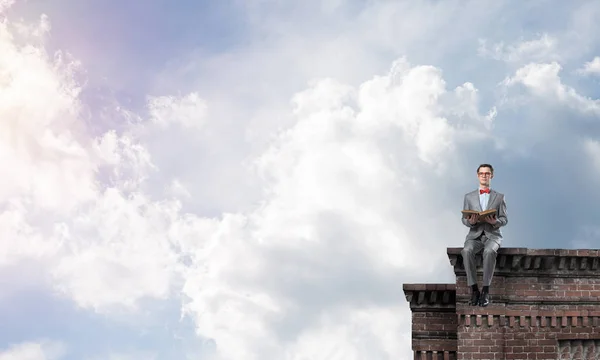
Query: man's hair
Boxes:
[{"xmin": 477, "ymin": 163, "xmax": 494, "ymax": 174}]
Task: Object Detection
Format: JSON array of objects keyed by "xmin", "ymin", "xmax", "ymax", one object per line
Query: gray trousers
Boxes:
[{"xmin": 461, "ymin": 235, "xmax": 499, "ymax": 287}]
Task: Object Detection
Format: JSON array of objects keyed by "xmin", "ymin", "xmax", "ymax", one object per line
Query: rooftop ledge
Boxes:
[
  {"xmin": 448, "ymin": 247, "xmax": 600, "ymax": 277},
  {"xmin": 403, "ymin": 284, "xmax": 456, "ymax": 311},
  {"xmin": 448, "ymin": 248, "xmax": 600, "ymax": 257}
]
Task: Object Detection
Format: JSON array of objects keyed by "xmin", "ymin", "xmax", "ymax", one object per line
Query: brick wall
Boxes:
[
  {"xmin": 404, "ymin": 248, "xmax": 600, "ymax": 360},
  {"xmin": 458, "ymin": 308, "xmax": 600, "ymax": 359},
  {"xmin": 404, "ymin": 284, "xmax": 457, "ymax": 359}
]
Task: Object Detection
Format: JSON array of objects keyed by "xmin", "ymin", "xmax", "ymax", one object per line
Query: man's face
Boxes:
[{"xmin": 477, "ymin": 167, "xmax": 493, "ymax": 187}]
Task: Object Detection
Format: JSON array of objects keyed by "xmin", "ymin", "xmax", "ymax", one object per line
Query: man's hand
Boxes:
[
  {"xmin": 483, "ymin": 215, "xmax": 497, "ymax": 225},
  {"xmin": 467, "ymin": 214, "xmax": 479, "ymax": 225}
]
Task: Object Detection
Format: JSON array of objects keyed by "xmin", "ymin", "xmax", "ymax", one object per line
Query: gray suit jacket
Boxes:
[{"xmin": 462, "ymin": 189, "xmax": 508, "ymax": 244}]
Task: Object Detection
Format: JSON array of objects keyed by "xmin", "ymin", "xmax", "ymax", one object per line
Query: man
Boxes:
[{"xmin": 461, "ymin": 164, "xmax": 508, "ymax": 307}]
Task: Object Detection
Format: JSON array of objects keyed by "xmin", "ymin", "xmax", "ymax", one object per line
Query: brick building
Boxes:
[{"xmin": 403, "ymin": 248, "xmax": 600, "ymax": 359}]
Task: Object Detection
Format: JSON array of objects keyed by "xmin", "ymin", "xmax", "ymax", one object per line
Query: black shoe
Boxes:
[
  {"xmin": 470, "ymin": 290, "xmax": 480, "ymax": 306},
  {"xmin": 479, "ymin": 291, "xmax": 490, "ymax": 307}
]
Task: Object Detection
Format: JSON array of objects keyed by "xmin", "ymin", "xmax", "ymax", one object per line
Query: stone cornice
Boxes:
[
  {"xmin": 413, "ymin": 350, "xmax": 457, "ymax": 360},
  {"xmin": 448, "ymin": 247, "xmax": 600, "ymax": 278},
  {"xmin": 458, "ymin": 309, "xmax": 600, "ymax": 328},
  {"xmin": 403, "ymin": 284, "xmax": 456, "ymax": 311}
]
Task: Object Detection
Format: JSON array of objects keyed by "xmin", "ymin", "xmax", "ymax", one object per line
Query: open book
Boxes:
[{"xmin": 461, "ymin": 209, "xmax": 497, "ymax": 219}]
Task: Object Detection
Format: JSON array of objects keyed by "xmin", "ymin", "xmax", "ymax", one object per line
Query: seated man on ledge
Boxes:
[{"xmin": 461, "ymin": 163, "xmax": 508, "ymax": 307}]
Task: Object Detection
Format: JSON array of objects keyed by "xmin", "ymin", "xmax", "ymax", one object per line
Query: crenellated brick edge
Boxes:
[
  {"xmin": 413, "ymin": 350, "xmax": 457, "ymax": 360},
  {"xmin": 447, "ymin": 247, "xmax": 600, "ymax": 277},
  {"xmin": 459, "ymin": 311, "xmax": 600, "ymax": 327},
  {"xmin": 403, "ymin": 284, "xmax": 456, "ymax": 311}
]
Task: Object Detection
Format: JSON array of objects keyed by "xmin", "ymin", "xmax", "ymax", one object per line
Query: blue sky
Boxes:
[
  {"xmin": 0, "ymin": 272, "xmax": 205, "ymax": 359},
  {"xmin": 2, "ymin": 0, "xmax": 600, "ymax": 359},
  {"xmin": 9, "ymin": 0, "xmax": 249, "ymax": 116}
]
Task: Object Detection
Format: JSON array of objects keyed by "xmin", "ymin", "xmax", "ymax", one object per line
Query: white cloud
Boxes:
[
  {"xmin": 0, "ymin": 17, "xmax": 96, "ymax": 214},
  {"xmin": 0, "ymin": 3, "xmax": 497, "ymax": 356},
  {"xmin": 0, "ymin": 9, "xmax": 96, "ymax": 272},
  {"xmin": 503, "ymin": 62, "xmax": 600, "ymax": 114},
  {"xmin": 282, "ymin": 306, "xmax": 410, "ymax": 360},
  {"xmin": 12, "ymin": 14, "xmax": 51, "ymax": 39},
  {"xmin": 0, "ymin": 204, "xmax": 60, "ymax": 266},
  {"xmin": 166, "ymin": 179, "xmax": 192, "ymax": 199},
  {"xmin": 5, "ymin": 1, "xmax": 600, "ymax": 360},
  {"xmin": 0, "ymin": 341, "xmax": 65, "ymax": 360},
  {"xmin": 577, "ymin": 56, "xmax": 600, "ymax": 76},
  {"xmin": 50, "ymin": 189, "xmax": 183, "ymax": 311},
  {"xmin": 0, "ymin": 0, "xmax": 14, "ymax": 14},
  {"xmin": 478, "ymin": 33, "xmax": 560, "ymax": 64},
  {"xmin": 179, "ymin": 58, "xmax": 493, "ymax": 360},
  {"xmin": 148, "ymin": 92, "xmax": 207, "ymax": 130},
  {"xmin": 87, "ymin": 351, "xmax": 157, "ymax": 360},
  {"xmin": 0, "ymin": 1, "xmax": 199, "ymax": 313}
]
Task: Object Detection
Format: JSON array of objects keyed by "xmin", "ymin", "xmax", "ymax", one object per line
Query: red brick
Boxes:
[{"xmin": 405, "ymin": 247, "xmax": 600, "ymax": 359}]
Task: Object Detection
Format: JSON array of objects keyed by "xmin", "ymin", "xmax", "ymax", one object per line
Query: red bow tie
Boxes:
[{"xmin": 480, "ymin": 189, "xmax": 490, "ymax": 194}]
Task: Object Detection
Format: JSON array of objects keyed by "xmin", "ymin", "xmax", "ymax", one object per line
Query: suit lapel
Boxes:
[
  {"xmin": 472, "ymin": 190, "xmax": 482, "ymax": 211},
  {"xmin": 488, "ymin": 189, "xmax": 498, "ymax": 210}
]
